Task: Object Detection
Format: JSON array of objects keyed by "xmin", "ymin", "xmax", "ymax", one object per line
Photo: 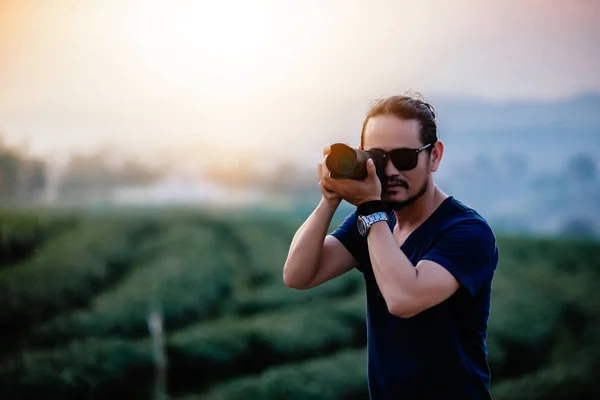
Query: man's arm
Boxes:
[
  {"xmin": 283, "ymin": 199, "xmax": 358, "ymax": 290},
  {"xmin": 366, "ymin": 220, "xmax": 497, "ymax": 318}
]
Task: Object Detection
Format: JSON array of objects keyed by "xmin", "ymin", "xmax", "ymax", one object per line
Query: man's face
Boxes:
[{"xmin": 362, "ymin": 114, "xmax": 436, "ymax": 211}]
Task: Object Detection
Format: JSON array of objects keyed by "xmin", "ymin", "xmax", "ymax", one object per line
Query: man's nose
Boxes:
[{"xmin": 384, "ymin": 158, "xmax": 400, "ymax": 177}]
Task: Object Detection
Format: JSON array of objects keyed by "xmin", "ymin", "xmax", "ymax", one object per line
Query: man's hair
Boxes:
[{"xmin": 360, "ymin": 93, "xmax": 438, "ymax": 150}]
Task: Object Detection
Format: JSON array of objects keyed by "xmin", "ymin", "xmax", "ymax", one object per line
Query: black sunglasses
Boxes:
[{"xmin": 367, "ymin": 142, "xmax": 434, "ymax": 171}]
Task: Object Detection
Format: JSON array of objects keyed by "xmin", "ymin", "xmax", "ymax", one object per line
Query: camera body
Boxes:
[{"xmin": 325, "ymin": 143, "xmax": 387, "ymax": 185}]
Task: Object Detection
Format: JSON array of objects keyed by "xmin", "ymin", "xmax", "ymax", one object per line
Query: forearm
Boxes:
[
  {"xmin": 283, "ymin": 199, "xmax": 338, "ymax": 287},
  {"xmin": 367, "ymin": 221, "xmax": 417, "ymax": 312}
]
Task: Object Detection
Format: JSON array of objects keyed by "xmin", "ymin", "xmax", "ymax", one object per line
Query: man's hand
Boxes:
[
  {"xmin": 319, "ymin": 150, "xmax": 382, "ymax": 207},
  {"xmin": 317, "ymin": 146, "xmax": 343, "ymax": 209}
]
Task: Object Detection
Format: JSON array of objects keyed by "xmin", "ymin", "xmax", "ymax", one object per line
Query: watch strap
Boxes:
[
  {"xmin": 358, "ymin": 211, "xmax": 389, "ymax": 237},
  {"xmin": 357, "ymin": 200, "xmax": 388, "ymax": 216}
]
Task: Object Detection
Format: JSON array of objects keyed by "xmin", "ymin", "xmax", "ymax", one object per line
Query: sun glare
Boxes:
[
  {"xmin": 127, "ymin": 0, "xmax": 277, "ymax": 91},
  {"xmin": 114, "ymin": 0, "xmax": 287, "ymax": 148}
]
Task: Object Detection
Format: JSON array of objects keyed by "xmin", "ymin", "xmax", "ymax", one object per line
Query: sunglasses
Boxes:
[{"xmin": 366, "ymin": 142, "xmax": 434, "ymax": 171}]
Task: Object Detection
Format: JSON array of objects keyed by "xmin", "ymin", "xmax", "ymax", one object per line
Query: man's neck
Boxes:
[{"xmin": 393, "ymin": 184, "xmax": 448, "ymax": 231}]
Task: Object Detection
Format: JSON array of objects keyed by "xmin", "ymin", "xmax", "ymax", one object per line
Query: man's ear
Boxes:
[{"xmin": 430, "ymin": 141, "xmax": 444, "ymax": 172}]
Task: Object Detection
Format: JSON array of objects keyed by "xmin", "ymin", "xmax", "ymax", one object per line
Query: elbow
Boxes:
[
  {"xmin": 386, "ymin": 296, "xmax": 420, "ymax": 319},
  {"xmin": 282, "ymin": 267, "xmax": 311, "ymax": 290}
]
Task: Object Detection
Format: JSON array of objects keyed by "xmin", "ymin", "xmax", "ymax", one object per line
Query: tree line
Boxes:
[{"xmin": 0, "ymin": 133, "xmax": 161, "ymax": 208}]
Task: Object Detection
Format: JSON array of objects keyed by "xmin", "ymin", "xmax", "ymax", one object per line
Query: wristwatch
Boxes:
[{"xmin": 357, "ymin": 212, "xmax": 389, "ymax": 237}]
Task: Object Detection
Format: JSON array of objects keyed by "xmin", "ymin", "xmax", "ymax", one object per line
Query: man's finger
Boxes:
[
  {"xmin": 321, "ymin": 179, "xmax": 336, "ymax": 194},
  {"xmin": 321, "ymin": 160, "xmax": 331, "ymax": 176},
  {"xmin": 367, "ymin": 158, "xmax": 378, "ymax": 178},
  {"xmin": 322, "ymin": 176, "xmax": 340, "ymax": 193},
  {"xmin": 322, "ymin": 145, "xmax": 332, "ymax": 157},
  {"xmin": 367, "ymin": 158, "xmax": 376, "ymax": 173}
]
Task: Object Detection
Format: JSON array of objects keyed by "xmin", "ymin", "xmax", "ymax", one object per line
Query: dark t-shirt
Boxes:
[{"xmin": 331, "ymin": 196, "xmax": 499, "ymax": 400}]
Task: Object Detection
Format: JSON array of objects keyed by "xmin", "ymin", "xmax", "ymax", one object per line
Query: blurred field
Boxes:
[{"xmin": 0, "ymin": 208, "xmax": 599, "ymax": 400}]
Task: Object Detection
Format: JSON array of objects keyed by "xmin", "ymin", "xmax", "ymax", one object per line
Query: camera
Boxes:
[{"xmin": 325, "ymin": 143, "xmax": 387, "ymax": 184}]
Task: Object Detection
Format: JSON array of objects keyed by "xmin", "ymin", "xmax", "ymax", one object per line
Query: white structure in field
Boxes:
[{"xmin": 110, "ymin": 174, "xmax": 267, "ymax": 208}]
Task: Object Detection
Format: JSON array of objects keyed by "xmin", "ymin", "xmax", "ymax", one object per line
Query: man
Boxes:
[{"xmin": 283, "ymin": 94, "xmax": 499, "ymax": 399}]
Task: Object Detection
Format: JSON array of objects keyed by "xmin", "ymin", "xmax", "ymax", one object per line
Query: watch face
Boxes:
[{"xmin": 357, "ymin": 216, "xmax": 367, "ymax": 237}]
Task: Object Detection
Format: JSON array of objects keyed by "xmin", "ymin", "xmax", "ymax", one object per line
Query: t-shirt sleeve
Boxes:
[
  {"xmin": 421, "ymin": 220, "xmax": 498, "ymax": 297},
  {"xmin": 329, "ymin": 209, "xmax": 364, "ymax": 265}
]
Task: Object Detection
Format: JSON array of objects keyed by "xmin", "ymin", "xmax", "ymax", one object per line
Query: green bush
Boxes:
[
  {"xmin": 488, "ymin": 236, "xmax": 600, "ymax": 381},
  {"xmin": 491, "ymin": 345, "xmax": 600, "ymax": 400},
  {"xmin": 234, "ymin": 271, "xmax": 363, "ymax": 315},
  {"xmin": 222, "ymin": 220, "xmax": 295, "ymax": 287},
  {"xmin": 32, "ymin": 223, "xmax": 233, "ymax": 343},
  {"xmin": 489, "ymin": 267, "xmax": 563, "ymax": 344},
  {"xmin": 166, "ymin": 294, "xmax": 366, "ymax": 394},
  {"xmin": 0, "ymin": 217, "xmax": 153, "ymax": 332},
  {"xmin": 215, "ymin": 213, "xmax": 364, "ymax": 316},
  {"xmin": 185, "ymin": 347, "xmax": 368, "ymax": 400},
  {"xmin": 496, "ymin": 236, "xmax": 600, "ymax": 275},
  {"xmin": 0, "ymin": 338, "xmax": 155, "ymax": 400},
  {"xmin": 0, "ymin": 211, "xmax": 80, "ymax": 268}
]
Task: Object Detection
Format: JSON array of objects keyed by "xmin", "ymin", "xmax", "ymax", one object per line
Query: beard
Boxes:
[{"xmin": 383, "ymin": 179, "xmax": 429, "ymax": 211}]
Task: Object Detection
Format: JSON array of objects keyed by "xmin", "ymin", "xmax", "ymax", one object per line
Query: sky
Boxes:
[{"xmin": 0, "ymin": 0, "xmax": 599, "ymax": 169}]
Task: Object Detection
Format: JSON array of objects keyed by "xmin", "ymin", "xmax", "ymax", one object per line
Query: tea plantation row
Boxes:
[{"xmin": 0, "ymin": 208, "xmax": 598, "ymax": 399}]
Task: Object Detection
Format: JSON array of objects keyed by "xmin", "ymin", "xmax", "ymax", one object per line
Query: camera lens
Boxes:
[{"xmin": 331, "ymin": 147, "xmax": 357, "ymax": 176}]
